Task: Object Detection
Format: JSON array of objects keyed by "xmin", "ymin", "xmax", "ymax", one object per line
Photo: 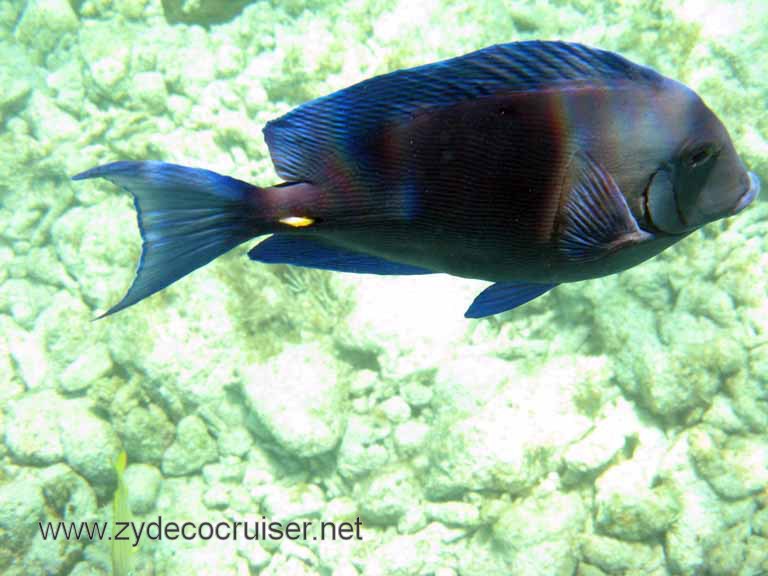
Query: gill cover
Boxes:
[
  {"xmin": 646, "ymin": 146, "xmax": 719, "ymax": 234},
  {"xmin": 646, "ymin": 168, "xmax": 685, "ymax": 233}
]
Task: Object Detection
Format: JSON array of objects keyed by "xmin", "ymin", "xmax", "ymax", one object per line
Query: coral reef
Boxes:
[{"xmin": 0, "ymin": 0, "xmax": 767, "ymax": 574}]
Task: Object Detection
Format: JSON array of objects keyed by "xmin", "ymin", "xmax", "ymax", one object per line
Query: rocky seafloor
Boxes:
[{"xmin": 1, "ymin": 0, "xmax": 768, "ymax": 574}]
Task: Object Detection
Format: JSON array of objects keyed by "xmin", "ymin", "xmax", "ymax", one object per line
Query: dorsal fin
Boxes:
[{"xmin": 264, "ymin": 41, "xmax": 663, "ymax": 182}]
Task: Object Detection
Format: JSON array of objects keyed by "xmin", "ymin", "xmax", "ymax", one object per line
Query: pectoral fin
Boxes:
[{"xmin": 559, "ymin": 152, "xmax": 653, "ymax": 262}]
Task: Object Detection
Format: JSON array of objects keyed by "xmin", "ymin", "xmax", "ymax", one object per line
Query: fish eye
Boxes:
[{"xmin": 686, "ymin": 144, "xmax": 717, "ymax": 169}]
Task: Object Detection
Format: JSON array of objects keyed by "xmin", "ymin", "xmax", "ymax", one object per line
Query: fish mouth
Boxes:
[{"xmin": 732, "ymin": 171, "xmax": 761, "ymax": 214}]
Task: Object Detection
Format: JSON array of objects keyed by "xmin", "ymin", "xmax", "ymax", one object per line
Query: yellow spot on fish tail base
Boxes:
[{"xmin": 279, "ymin": 216, "xmax": 314, "ymax": 227}]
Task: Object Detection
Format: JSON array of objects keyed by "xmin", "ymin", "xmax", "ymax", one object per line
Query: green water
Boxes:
[{"xmin": 1, "ymin": 0, "xmax": 767, "ymax": 575}]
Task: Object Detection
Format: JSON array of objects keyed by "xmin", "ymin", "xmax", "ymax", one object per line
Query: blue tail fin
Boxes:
[{"xmin": 72, "ymin": 161, "xmax": 261, "ymax": 317}]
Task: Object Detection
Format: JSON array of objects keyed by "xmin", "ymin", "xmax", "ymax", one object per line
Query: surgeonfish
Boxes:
[{"xmin": 73, "ymin": 41, "xmax": 760, "ymax": 318}]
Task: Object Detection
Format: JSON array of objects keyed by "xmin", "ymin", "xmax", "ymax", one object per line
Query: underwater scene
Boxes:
[{"xmin": 1, "ymin": 0, "xmax": 768, "ymax": 575}]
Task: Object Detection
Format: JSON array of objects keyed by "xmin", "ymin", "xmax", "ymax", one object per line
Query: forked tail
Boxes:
[{"xmin": 72, "ymin": 161, "xmax": 263, "ymax": 317}]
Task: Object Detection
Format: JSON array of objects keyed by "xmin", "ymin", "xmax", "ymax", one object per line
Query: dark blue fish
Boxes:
[{"xmin": 73, "ymin": 41, "xmax": 760, "ymax": 318}]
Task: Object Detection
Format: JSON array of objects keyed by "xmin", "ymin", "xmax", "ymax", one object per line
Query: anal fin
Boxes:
[{"xmin": 249, "ymin": 235, "xmax": 433, "ymax": 275}]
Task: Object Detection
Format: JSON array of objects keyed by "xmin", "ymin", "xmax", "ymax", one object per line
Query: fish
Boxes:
[
  {"xmin": 72, "ymin": 40, "xmax": 760, "ymax": 319},
  {"xmin": 111, "ymin": 449, "xmax": 136, "ymax": 576}
]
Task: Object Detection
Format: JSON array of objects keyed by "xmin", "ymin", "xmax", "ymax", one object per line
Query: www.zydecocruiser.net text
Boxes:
[{"xmin": 39, "ymin": 515, "xmax": 365, "ymax": 548}]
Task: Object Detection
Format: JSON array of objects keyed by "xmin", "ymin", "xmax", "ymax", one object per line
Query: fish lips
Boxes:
[{"xmin": 732, "ymin": 171, "xmax": 761, "ymax": 214}]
